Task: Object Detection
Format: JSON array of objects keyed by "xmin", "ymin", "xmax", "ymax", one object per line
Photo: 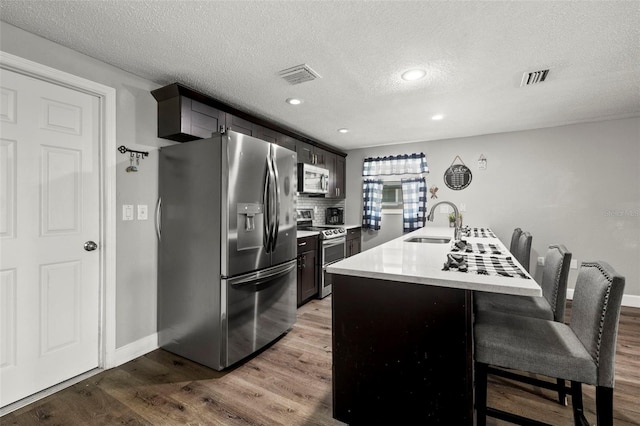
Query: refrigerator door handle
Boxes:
[
  {"xmin": 266, "ymin": 149, "xmax": 276, "ymax": 252},
  {"xmin": 270, "ymin": 152, "xmax": 280, "ymax": 251},
  {"xmin": 263, "ymin": 158, "xmax": 272, "ymax": 252},
  {"xmin": 155, "ymin": 197, "xmax": 162, "ymax": 241},
  {"xmin": 228, "ymin": 259, "xmax": 296, "ymax": 288}
]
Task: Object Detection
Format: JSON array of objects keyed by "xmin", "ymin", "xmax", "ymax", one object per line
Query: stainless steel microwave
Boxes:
[{"xmin": 297, "ymin": 163, "xmax": 329, "ymax": 194}]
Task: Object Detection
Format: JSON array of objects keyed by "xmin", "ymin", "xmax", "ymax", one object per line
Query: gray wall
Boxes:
[
  {"xmin": 1, "ymin": 22, "xmax": 176, "ymax": 348},
  {"xmin": 344, "ymin": 117, "xmax": 640, "ymax": 297}
]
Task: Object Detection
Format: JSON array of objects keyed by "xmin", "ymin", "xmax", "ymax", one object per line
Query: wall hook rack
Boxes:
[{"xmin": 118, "ymin": 145, "xmax": 149, "ymax": 158}]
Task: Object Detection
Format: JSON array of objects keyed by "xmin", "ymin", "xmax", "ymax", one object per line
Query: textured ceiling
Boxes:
[{"xmin": 1, "ymin": 1, "xmax": 639, "ymax": 150}]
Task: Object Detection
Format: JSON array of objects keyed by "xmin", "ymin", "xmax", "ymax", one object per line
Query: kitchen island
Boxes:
[{"xmin": 326, "ymin": 225, "xmax": 540, "ymax": 425}]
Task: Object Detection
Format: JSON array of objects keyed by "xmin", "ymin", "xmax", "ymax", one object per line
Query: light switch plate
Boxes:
[
  {"xmin": 570, "ymin": 259, "xmax": 578, "ymax": 269},
  {"xmin": 137, "ymin": 204, "xmax": 148, "ymax": 220},
  {"xmin": 122, "ymin": 204, "xmax": 134, "ymax": 221}
]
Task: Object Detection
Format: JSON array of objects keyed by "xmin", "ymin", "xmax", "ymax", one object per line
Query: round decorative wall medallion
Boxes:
[{"xmin": 444, "ymin": 163, "xmax": 472, "ymax": 190}]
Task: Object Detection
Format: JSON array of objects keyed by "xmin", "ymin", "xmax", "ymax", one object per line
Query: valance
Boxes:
[{"xmin": 362, "ymin": 153, "xmax": 428, "ymax": 176}]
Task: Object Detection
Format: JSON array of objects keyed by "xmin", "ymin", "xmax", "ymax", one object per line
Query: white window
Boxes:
[{"xmin": 381, "ymin": 182, "xmax": 403, "ymax": 212}]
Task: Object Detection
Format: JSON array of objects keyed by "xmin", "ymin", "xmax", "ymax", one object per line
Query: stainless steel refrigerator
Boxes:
[{"xmin": 157, "ymin": 130, "xmax": 297, "ymax": 370}]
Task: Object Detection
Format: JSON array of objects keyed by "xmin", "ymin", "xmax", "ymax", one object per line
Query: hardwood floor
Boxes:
[{"xmin": 2, "ymin": 297, "xmax": 639, "ymax": 425}]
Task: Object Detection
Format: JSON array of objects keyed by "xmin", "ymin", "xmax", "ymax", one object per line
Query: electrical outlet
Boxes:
[
  {"xmin": 137, "ymin": 204, "xmax": 148, "ymax": 220},
  {"xmin": 537, "ymin": 257, "xmax": 545, "ymax": 266},
  {"xmin": 122, "ymin": 204, "xmax": 134, "ymax": 221},
  {"xmin": 459, "ymin": 203, "xmax": 466, "ymax": 212}
]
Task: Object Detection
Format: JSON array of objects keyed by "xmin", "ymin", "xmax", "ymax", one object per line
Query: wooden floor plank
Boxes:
[{"xmin": 2, "ymin": 297, "xmax": 639, "ymax": 425}]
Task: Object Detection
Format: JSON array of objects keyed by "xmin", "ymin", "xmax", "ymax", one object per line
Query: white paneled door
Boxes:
[{"xmin": 0, "ymin": 68, "xmax": 100, "ymax": 407}]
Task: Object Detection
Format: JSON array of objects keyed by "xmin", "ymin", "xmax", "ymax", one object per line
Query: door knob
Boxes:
[{"xmin": 84, "ymin": 241, "xmax": 98, "ymax": 251}]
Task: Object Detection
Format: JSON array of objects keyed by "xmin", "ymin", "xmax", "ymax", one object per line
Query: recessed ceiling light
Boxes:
[
  {"xmin": 401, "ymin": 69, "xmax": 426, "ymax": 81},
  {"xmin": 286, "ymin": 98, "xmax": 302, "ymax": 105},
  {"xmin": 337, "ymin": 128, "xmax": 349, "ymax": 134},
  {"xmin": 431, "ymin": 114, "xmax": 444, "ymax": 120}
]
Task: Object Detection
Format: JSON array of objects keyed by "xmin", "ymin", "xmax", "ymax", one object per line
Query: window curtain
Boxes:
[
  {"xmin": 362, "ymin": 179, "xmax": 383, "ymax": 230},
  {"xmin": 362, "ymin": 153, "xmax": 428, "ymax": 176},
  {"xmin": 401, "ymin": 177, "xmax": 427, "ymax": 233}
]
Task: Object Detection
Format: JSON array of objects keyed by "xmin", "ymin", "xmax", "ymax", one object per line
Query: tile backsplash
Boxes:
[{"xmin": 297, "ymin": 196, "xmax": 346, "ymax": 225}]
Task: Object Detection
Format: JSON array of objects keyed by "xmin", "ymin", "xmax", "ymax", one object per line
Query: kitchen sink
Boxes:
[{"xmin": 405, "ymin": 236, "xmax": 451, "ymax": 244}]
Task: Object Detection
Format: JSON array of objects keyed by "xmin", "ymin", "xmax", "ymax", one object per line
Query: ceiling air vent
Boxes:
[
  {"xmin": 520, "ymin": 69, "xmax": 549, "ymax": 87},
  {"xmin": 279, "ymin": 64, "xmax": 321, "ymax": 85}
]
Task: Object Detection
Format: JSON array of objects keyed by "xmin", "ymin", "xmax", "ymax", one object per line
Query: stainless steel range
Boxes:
[{"xmin": 297, "ymin": 209, "xmax": 346, "ymax": 298}]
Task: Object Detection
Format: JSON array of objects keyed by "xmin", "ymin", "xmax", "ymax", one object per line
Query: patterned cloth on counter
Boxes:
[
  {"xmin": 450, "ymin": 240, "xmax": 505, "ymax": 255},
  {"xmin": 461, "ymin": 227, "xmax": 497, "ymax": 238},
  {"xmin": 442, "ymin": 253, "xmax": 529, "ymax": 279}
]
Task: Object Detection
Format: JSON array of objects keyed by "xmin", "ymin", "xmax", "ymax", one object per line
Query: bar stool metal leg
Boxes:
[
  {"xmin": 557, "ymin": 378, "xmax": 568, "ymax": 406},
  {"xmin": 475, "ymin": 362, "xmax": 488, "ymax": 426}
]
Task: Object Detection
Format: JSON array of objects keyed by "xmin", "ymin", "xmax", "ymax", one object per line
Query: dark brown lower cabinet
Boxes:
[
  {"xmin": 345, "ymin": 227, "xmax": 361, "ymax": 257},
  {"xmin": 332, "ymin": 275, "xmax": 473, "ymax": 424},
  {"xmin": 297, "ymin": 235, "xmax": 319, "ymax": 306}
]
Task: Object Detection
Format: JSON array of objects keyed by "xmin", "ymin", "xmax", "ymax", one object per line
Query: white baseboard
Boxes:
[
  {"xmin": 0, "ymin": 369, "xmax": 102, "ymax": 416},
  {"xmin": 1, "ymin": 334, "xmax": 159, "ymax": 415},
  {"xmin": 113, "ymin": 333, "xmax": 159, "ymax": 367},
  {"xmin": 566, "ymin": 289, "xmax": 640, "ymax": 308}
]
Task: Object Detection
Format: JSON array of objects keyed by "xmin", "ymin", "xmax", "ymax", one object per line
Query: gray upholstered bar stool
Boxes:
[
  {"xmin": 475, "ymin": 261, "xmax": 625, "ymax": 426},
  {"xmin": 475, "ymin": 244, "xmax": 571, "ymax": 322},
  {"xmin": 509, "ymin": 227, "xmax": 522, "ymax": 254},
  {"xmin": 475, "ymin": 244, "xmax": 572, "ymax": 404},
  {"xmin": 515, "ymin": 231, "xmax": 532, "ymax": 272}
]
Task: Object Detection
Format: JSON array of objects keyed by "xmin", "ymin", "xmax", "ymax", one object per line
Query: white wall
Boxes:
[
  {"xmin": 345, "ymin": 118, "xmax": 640, "ymax": 299},
  {"xmin": 0, "ymin": 22, "xmax": 177, "ymax": 349}
]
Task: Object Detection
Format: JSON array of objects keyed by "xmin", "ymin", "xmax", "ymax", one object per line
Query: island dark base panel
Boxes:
[{"xmin": 332, "ymin": 275, "xmax": 473, "ymax": 425}]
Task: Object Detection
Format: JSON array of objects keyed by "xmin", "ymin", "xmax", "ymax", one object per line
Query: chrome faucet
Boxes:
[{"xmin": 427, "ymin": 201, "xmax": 461, "ymax": 240}]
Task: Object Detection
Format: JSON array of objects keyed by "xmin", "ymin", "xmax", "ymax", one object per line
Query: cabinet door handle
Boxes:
[{"xmin": 298, "ymin": 241, "xmax": 307, "ymax": 247}]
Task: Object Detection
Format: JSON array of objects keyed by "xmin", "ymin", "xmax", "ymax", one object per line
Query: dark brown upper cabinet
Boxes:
[
  {"xmin": 297, "ymin": 143, "xmax": 334, "ymax": 167},
  {"xmin": 261, "ymin": 127, "xmax": 298, "ymax": 152},
  {"xmin": 152, "ymin": 94, "xmax": 224, "ymax": 142},
  {"xmin": 334, "ymin": 154, "xmax": 346, "ymax": 199},
  {"xmin": 225, "ymin": 113, "xmax": 261, "ymax": 137},
  {"xmin": 151, "ymin": 82, "xmax": 346, "ymax": 168},
  {"xmin": 296, "ymin": 140, "xmax": 315, "ymax": 165}
]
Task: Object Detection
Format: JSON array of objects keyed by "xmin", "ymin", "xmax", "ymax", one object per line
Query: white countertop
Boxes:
[
  {"xmin": 343, "ymin": 224, "xmax": 361, "ymax": 230},
  {"xmin": 327, "ymin": 226, "xmax": 542, "ymax": 297},
  {"xmin": 297, "ymin": 230, "xmax": 320, "ymax": 238}
]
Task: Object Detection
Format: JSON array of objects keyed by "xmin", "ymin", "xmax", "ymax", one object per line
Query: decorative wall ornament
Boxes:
[
  {"xmin": 118, "ymin": 145, "xmax": 149, "ymax": 173},
  {"xmin": 478, "ymin": 154, "xmax": 487, "ymax": 170},
  {"xmin": 429, "ymin": 185, "xmax": 439, "ymax": 199},
  {"xmin": 444, "ymin": 155, "xmax": 472, "ymax": 190}
]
